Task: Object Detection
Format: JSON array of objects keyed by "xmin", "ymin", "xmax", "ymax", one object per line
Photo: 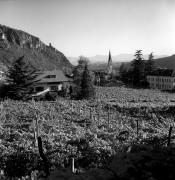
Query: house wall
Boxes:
[
  {"xmin": 147, "ymin": 75, "xmax": 175, "ymax": 90},
  {"xmin": 31, "ymin": 81, "xmax": 73, "ymax": 93},
  {"xmin": 32, "ymin": 83, "xmax": 62, "ymax": 93}
]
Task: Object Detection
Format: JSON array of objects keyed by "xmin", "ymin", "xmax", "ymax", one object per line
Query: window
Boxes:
[
  {"xmin": 45, "ymin": 75, "xmax": 56, "ymax": 78},
  {"xmin": 35, "ymin": 86, "xmax": 44, "ymax": 92},
  {"xmin": 50, "ymin": 86, "xmax": 58, "ymax": 91}
]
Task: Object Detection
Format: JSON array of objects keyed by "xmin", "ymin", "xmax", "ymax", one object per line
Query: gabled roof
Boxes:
[{"xmin": 35, "ymin": 70, "xmax": 72, "ymax": 83}]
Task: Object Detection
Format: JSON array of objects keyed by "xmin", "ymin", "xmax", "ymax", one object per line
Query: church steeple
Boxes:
[{"xmin": 107, "ymin": 50, "xmax": 112, "ymax": 74}]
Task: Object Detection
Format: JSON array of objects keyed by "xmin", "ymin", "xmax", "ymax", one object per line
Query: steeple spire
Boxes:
[
  {"xmin": 107, "ymin": 50, "xmax": 112, "ymax": 74},
  {"xmin": 108, "ymin": 50, "xmax": 112, "ymax": 64}
]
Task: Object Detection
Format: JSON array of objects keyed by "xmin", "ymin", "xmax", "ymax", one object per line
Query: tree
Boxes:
[
  {"xmin": 6, "ymin": 56, "xmax": 40, "ymax": 100},
  {"xmin": 80, "ymin": 64, "xmax": 95, "ymax": 99},
  {"xmin": 73, "ymin": 56, "xmax": 88, "ymax": 86},
  {"xmin": 73, "ymin": 56, "xmax": 93, "ymax": 98},
  {"xmin": 77, "ymin": 56, "xmax": 90, "ymax": 66},
  {"xmin": 131, "ymin": 50, "xmax": 145, "ymax": 86},
  {"xmin": 119, "ymin": 63, "xmax": 128, "ymax": 81},
  {"xmin": 145, "ymin": 52, "xmax": 155, "ymax": 75}
]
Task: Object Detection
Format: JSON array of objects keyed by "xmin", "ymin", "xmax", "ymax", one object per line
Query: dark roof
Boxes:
[
  {"xmin": 148, "ymin": 68, "xmax": 175, "ymax": 77},
  {"xmin": 35, "ymin": 70, "xmax": 72, "ymax": 83}
]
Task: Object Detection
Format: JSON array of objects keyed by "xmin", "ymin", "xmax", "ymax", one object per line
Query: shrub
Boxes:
[
  {"xmin": 44, "ymin": 92, "xmax": 58, "ymax": 101},
  {"xmin": 0, "ymin": 83, "xmax": 8, "ymax": 99},
  {"xmin": 3, "ymin": 150, "xmax": 38, "ymax": 178},
  {"xmin": 108, "ymin": 145, "xmax": 175, "ymax": 180}
]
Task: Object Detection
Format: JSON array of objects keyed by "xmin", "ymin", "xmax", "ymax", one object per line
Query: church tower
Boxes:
[{"xmin": 107, "ymin": 50, "xmax": 113, "ymax": 74}]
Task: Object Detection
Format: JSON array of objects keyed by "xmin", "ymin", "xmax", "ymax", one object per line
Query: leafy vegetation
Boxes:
[
  {"xmin": 73, "ymin": 56, "xmax": 95, "ymax": 99},
  {"xmin": 5, "ymin": 56, "xmax": 40, "ymax": 100},
  {"xmin": 0, "ymin": 87, "xmax": 175, "ymax": 179},
  {"xmin": 119, "ymin": 50, "xmax": 157, "ymax": 87},
  {"xmin": 80, "ymin": 64, "xmax": 95, "ymax": 99}
]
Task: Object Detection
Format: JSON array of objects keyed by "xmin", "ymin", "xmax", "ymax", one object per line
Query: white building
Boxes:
[
  {"xmin": 31, "ymin": 70, "xmax": 73, "ymax": 94},
  {"xmin": 147, "ymin": 69, "xmax": 175, "ymax": 90}
]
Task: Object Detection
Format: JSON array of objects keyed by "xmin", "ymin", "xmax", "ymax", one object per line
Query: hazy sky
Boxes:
[{"xmin": 0, "ymin": 0, "xmax": 175, "ymax": 57}]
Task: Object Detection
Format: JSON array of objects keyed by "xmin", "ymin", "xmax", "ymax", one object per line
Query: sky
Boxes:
[{"xmin": 0, "ymin": 0, "xmax": 175, "ymax": 57}]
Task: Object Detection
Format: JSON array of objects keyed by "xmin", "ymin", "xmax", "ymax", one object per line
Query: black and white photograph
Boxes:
[{"xmin": 0, "ymin": 0, "xmax": 175, "ymax": 179}]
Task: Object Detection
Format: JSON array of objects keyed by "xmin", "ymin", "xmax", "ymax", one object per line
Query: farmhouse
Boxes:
[
  {"xmin": 147, "ymin": 69, "xmax": 175, "ymax": 90},
  {"xmin": 31, "ymin": 70, "xmax": 73, "ymax": 94}
]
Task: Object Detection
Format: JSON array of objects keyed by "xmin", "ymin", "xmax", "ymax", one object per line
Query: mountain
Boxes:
[
  {"xmin": 154, "ymin": 54, "xmax": 175, "ymax": 70},
  {"xmin": 0, "ymin": 24, "xmax": 72, "ymax": 71},
  {"xmin": 119, "ymin": 54, "xmax": 175, "ymax": 72},
  {"xmin": 69, "ymin": 54, "xmax": 168, "ymax": 72},
  {"xmin": 69, "ymin": 54, "xmax": 167, "ymax": 66}
]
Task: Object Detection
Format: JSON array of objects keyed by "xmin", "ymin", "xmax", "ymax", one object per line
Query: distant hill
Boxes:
[
  {"xmin": 69, "ymin": 54, "xmax": 167, "ymax": 72},
  {"xmin": 119, "ymin": 54, "xmax": 175, "ymax": 71},
  {"xmin": 68, "ymin": 54, "xmax": 167, "ymax": 65},
  {"xmin": 88, "ymin": 62, "xmax": 122, "ymax": 72},
  {"xmin": 0, "ymin": 24, "xmax": 72, "ymax": 72},
  {"xmin": 154, "ymin": 54, "xmax": 175, "ymax": 70}
]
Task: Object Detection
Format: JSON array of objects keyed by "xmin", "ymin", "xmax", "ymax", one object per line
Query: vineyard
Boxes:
[{"xmin": 0, "ymin": 86, "xmax": 175, "ymax": 179}]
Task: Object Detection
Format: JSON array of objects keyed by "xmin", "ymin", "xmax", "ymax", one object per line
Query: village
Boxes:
[{"xmin": 0, "ymin": 0, "xmax": 175, "ymax": 179}]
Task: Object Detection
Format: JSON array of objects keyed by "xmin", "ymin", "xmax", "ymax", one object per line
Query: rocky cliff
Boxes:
[{"xmin": 0, "ymin": 24, "xmax": 72, "ymax": 71}]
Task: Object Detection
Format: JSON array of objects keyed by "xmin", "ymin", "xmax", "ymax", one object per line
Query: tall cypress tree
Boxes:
[
  {"xmin": 6, "ymin": 56, "xmax": 40, "ymax": 100},
  {"xmin": 80, "ymin": 64, "xmax": 95, "ymax": 99},
  {"xmin": 145, "ymin": 52, "xmax": 155, "ymax": 75},
  {"xmin": 131, "ymin": 50, "xmax": 145, "ymax": 86}
]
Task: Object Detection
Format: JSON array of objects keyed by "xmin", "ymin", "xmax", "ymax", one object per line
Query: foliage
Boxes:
[
  {"xmin": 119, "ymin": 51, "xmax": 157, "ymax": 88},
  {"xmin": 108, "ymin": 144, "xmax": 175, "ymax": 180},
  {"xmin": 73, "ymin": 56, "xmax": 94, "ymax": 99},
  {"xmin": 145, "ymin": 52, "xmax": 155, "ymax": 75},
  {"xmin": 72, "ymin": 57, "xmax": 88, "ymax": 98},
  {"xmin": 3, "ymin": 149, "xmax": 38, "ymax": 178},
  {"xmin": 0, "ymin": 87, "xmax": 175, "ymax": 178},
  {"xmin": 130, "ymin": 50, "xmax": 145, "ymax": 87},
  {"xmin": 80, "ymin": 64, "xmax": 95, "ymax": 99},
  {"xmin": 0, "ymin": 83, "xmax": 8, "ymax": 99},
  {"xmin": 44, "ymin": 92, "xmax": 58, "ymax": 101},
  {"xmin": 5, "ymin": 56, "xmax": 40, "ymax": 100},
  {"xmin": 78, "ymin": 56, "xmax": 90, "ymax": 66}
]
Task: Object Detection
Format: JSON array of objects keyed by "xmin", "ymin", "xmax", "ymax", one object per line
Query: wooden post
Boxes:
[
  {"xmin": 71, "ymin": 100, "xmax": 73, "ymax": 122},
  {"xmin": 90, "ymin": 108, "xmax": 92, "ymax": 120},
  {"xmin": 97, "ymin": 104, "xmax": 100, "ymax": 126},
  {"xmin": 167, "ymin": 126, "xmax": 173, "ymax": 146},
  {"xmin": 93, "ymin": 115, "xmax": 96, "ymax": 125},
  {"xmin": 33, "ymin": 118, "xmax": 38, "ymax": 148},
  {"xmin": 72, "ymin": 157, "xmax": 75, "ymax": 173},
  {"xmin": 79, "ymin": 105, "xmax": 81, "ymax": 118},
  {"xmin": 97, "ymin": 110, "xmax": 100, "ymax": 126},
  {"xmin": 136, "ymin": 119, "xmax": 139, "ymax": 140},
  {"xmin": 38, "ymin": 137, "xmax": 50, "ymax": 177},
  {"xmin": 107, "ymin": 105, "xmax": 110, "ymax": 131}
]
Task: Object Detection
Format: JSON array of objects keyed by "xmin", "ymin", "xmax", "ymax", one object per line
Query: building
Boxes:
[
  {"xmin": 0, "ymin": 29, "xmax": 6, "ymax": 40},
  {"xmin": 107, "ymin": 50, "xmax": 113, "ymax": 75},
  {"xmin": 147, "ymin": 69, "xmax": 175, "ymax": 90},
  {"xmin": 90, "ymin": 50, "xmax": 114, "ymax": 85},
  {"xmin": 31, "ymin": 70, "xmax": 73, "ymax": 95}
]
